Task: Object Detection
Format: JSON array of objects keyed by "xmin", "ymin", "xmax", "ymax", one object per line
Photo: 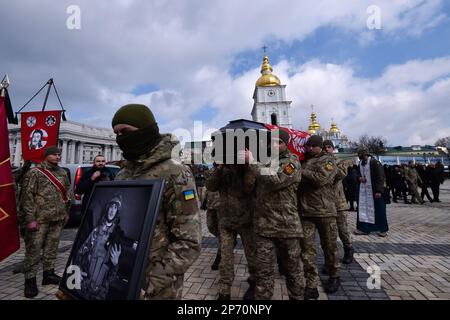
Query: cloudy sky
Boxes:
[{"xmin": 1, "ymin": 0, "xmax": 450, "ymax": 146}]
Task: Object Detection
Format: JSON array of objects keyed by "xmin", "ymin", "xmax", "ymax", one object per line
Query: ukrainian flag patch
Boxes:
[{"xmin": 183, "ymin": 189, "xmax": 196, "ymax": 201}]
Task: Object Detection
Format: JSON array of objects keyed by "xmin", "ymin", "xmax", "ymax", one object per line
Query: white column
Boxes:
[
  {"xmin": 78, "ymin": 142, "xmax": 84, "ymax": 164},
  {"xmin": 69, "ymin": 141, "xmax": 76, "ymax": 164},
  {"xmin": 14, "ymin": 136, "xmax": 21, "ymax": 167},
  {"xmin": 61, "ymin": 140, "xmax": 68, "ymax": 164}
]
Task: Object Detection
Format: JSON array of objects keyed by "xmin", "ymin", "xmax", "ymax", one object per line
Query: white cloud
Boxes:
[{"xmin": 1, "ymin": 0, "xmax": 448, "ymax": 145}]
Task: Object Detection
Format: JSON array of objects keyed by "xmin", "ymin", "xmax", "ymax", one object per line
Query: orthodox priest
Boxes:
[{"xmin": 354, "ymin": 147, "xmax": 389, "ymax": 237}]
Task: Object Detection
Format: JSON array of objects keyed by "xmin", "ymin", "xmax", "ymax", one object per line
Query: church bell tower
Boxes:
[{"xmin": 251, "ymin": 51, "xmax": 292, "ymax": 128}]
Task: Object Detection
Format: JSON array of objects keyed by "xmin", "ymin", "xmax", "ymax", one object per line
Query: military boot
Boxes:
[
  {"xmin": 243, "ymin": 278, "xmax": 255, "ymax": 300},
  {"xmin": 304, "ymin": 287, "xmax": 319, "ymax": 300},
  {"xmin": 42, "ymin": 269, "xmax": 62, "ymax": 285},
  {"xmin": 342, "ymin": 247, "xmax": 354, "ymax": 264},
  {"xmin": 211, "ymin": 253, "xmax": 221, "ymax": 271},
  {"xmin": 24, "ymin": 277, "xmax": 38, "ymax": 298},
  {"xmin": 324, "ymin": 277, "xmax": 341, "ymax": 294}
]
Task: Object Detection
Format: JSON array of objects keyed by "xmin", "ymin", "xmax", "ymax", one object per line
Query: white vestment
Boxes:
[{"xmin": 358, "ymin": 157, "xmax": 375, "ymax": 224}]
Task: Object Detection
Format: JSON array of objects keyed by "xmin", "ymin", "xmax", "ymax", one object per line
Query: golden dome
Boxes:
[
  {"xmin": 255, "ymin": 54, "xmax": 281, "ymax": 87},
  {"xmin": 308, "ymin": 111, "xmax": 321, "ymax": 134},
  {"xmin": 329, "ymin": 122, "xmax": 340, "ymax": 134}
]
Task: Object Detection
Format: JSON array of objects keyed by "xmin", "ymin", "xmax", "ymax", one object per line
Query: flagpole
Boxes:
[{"xmin": 42, "ymin": 78, "xmax": 53, "ymax": 111}]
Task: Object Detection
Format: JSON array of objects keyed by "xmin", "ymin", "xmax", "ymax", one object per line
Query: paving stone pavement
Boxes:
[{"xmin": 1, "ymin": 180, "xmax": 449, "ymax": 300}]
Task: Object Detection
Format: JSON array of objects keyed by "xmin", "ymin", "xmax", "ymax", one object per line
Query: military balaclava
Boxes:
[{"xmin": 112, "ymin": 104, "xmax": 161, "ymax": 160}]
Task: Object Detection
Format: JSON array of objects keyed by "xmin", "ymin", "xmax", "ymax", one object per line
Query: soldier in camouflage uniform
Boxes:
[
  {"xmin": 20, "ymin": 146, "xmax": 70, "ymax": 298},
  {"xmin": 323, "ymin": 140, "xmax": 354, "ymax": 265},
  {"xmin": 206, "ymin": 164, "xmax": 256, "ymax": 300},
  {"xmin": 205, "ymin": 186, "xmax": 223, "ymax": 270},
  {"xmin": 298, "ymin": 136, "xmax": 340, "ymax": 299},
  {"xmin": 112, "ymin": 104, "xmax": 202, "ymax": 300},
  {"xmin": 242, "ymin": 130, "xmax": 305, "ymax": 300},
  {"xmin": 404, "ymin": 161, "xmax": 425, "ymax": 204}
]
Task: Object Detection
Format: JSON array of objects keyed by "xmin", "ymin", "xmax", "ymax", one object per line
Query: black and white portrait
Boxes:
[
  {"xmin": 28, "ymin": 128, "xmax": 48, "ymax": 150},
  {"xmin": 60, "ymin": 180, "xmax": 165, "ymax": 300}
]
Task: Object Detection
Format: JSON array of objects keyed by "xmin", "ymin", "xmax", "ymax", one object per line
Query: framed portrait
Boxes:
[{"xmin": 59, "ymin": 179, "xmax": 165, "ymax": 300}]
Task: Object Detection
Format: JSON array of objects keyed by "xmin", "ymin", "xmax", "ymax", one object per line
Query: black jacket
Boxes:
[{"xmin": 76, "ymin": 166, "xmax": 114, "ymax": 211}]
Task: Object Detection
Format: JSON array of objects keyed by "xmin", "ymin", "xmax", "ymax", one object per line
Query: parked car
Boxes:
[{"xmin": 61, "ymin": 164, "xmax": 120, "ymax": 227}]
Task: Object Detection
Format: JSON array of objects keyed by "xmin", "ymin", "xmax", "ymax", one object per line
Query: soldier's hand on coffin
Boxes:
[
  {"xmin": 26, "ymin": 221, "xmax": 39, "ymax": 232},
  {"xmin": 110, "ymin": 244, "xmax": 122, "ymax": 266}
]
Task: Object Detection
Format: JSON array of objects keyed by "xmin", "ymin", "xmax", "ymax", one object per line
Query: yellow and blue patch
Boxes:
[{"xmin": 183, "ymin": 189, "xmax": 196, "ymax": 201}]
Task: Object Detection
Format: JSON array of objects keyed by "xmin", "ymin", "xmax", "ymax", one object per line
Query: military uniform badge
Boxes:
[
  {"xmin": 183, "ymin": 189, "xmax": 196, "ymax": 201},
  {"xmin": 283, "ymin": 162, "xmax": 296, "ymax": 175},
  {"xmin": 324, "ymin": 161, "xmax": 334, "ymax": 171}
]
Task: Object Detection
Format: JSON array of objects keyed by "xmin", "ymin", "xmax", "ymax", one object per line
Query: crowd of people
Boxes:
[
  {"xmin": 383, "ymin": 162, "xmax": 445, "ymax": 204},
  {"xmin": 10, "ymin": 103, "xmax": 447, "ymax": 301}
]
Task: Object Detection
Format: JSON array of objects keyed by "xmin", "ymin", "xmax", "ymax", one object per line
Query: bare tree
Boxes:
[
  {"xmin": 355, "ymin": 134, "xmax": 388, "ymax": 157},
  {"xmin": 435, "ymin": 136, "xmax": 450, "ymax": 148}
]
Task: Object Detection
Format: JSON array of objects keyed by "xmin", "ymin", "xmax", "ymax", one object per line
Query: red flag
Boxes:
[
  {"xmin": 0, "ymin": 94, "xmax": 20, "ymax": 262},
  {"xmin": 21, "ymin": 110, "xmax": 62, "ymax": 163},
  {"xmin": 265, "ymin": 124, "xmax": 310, "ymax": 160}
]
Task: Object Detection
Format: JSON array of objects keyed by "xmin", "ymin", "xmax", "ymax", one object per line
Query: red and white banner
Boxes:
[
  {"xmin": 21, "ymin": 110, "xmax": 62, "ymax": 163},
  {"xmin": 0, "ymin": 94, "xmax": 20, "ymax": 262},
  {"xmin": 265, "ymin": 124, "xmax": 310, "ymax": 161}
]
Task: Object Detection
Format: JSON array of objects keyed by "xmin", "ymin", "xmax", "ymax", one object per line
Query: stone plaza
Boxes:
[{"xmin": 0, "ymin": 180, "xmax": 449, "ymax": 300}]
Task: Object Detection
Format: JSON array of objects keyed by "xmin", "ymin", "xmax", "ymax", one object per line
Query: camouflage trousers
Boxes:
[
  {"xmin": 408, "ymin": 183, "xmax": 422, "ymax": 203},
  {"xmin": 142, "ymin": 274, "xmax": 184, "ymax": 300},
  {"xmin": 23, "ymin": 220, "xmax": 64, "ymax": 279},
  {"xmin": 300, "ymin": 217, "xmax": 340, "ymax": 289},
  {"xmin": 336, "ymin": 210, "xmax": 352, "ymax": 251},
  {"xmin": 218, "ymin": 223, "xmax": 256, "ymax": 295},
  {"xmin": 254, "ymin": 234, "xmax": 304, "ymax": 300}
]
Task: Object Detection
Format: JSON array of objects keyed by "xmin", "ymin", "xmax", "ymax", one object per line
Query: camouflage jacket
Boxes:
[
  {"xmin": 115, "ymin": 134, "xmax": 202, "ymax": 300},
  {"xmin": 333, "ymin": 157, "xmax": 349, "ymax": 211},
  {"xmin": 298, "ymin": 151, "xmax": 338, "ymax": 217},
  {"xmin": 20, "ymin": 161, "xmax": 70, "ymax": 224},
  {"xmin": 206, "ymin": 165, "xmax": 254, "ymax": 229},
  {"xmin": 248, "ymin": 151, "xmax": 303, "ymax": 238},
  {"xmin": 404, "ymin": 167, "xmax": 422, "ymax": 186}
]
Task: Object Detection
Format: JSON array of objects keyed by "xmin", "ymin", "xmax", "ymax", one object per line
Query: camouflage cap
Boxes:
[
  {"xmin": 272, "ymin": 129, "xmax": 290, "ymax": 145},
  {"xmin": 44, "ymin": 146, "xmax": 61, "ymax": 157},
  {"xmin": 305, "ymin": 135, "xmax": 323, "ymax": 147}
]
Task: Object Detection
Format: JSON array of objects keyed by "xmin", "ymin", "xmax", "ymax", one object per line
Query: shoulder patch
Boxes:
[
  {"xmin": 324, "ymin": 161, "xmax": 334, "ymax": 171},
  {"xmin": 183, "ymin": 189, "xmax": 196, "ymax": 201},
  {"xmin": 283, "ymin": 162, "xmax": 296, "ymax": 175}
]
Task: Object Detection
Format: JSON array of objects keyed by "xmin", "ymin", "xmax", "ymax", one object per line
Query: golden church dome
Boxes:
[
  {"xmin": 307, "ymin": 111, "xmax": 321, "ymax": 134},
  {"xmin": 329, "ymin": 122, "xmax": 340, "ymax": 134},
  {"xmin": 255, "ymin": 54, "xmax": 281, "ymax": 87}
]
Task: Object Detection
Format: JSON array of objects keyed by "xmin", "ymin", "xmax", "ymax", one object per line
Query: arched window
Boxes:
[{"xmin": 271, "ymin": 113, "xmax": 278, "ymax": 125}]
